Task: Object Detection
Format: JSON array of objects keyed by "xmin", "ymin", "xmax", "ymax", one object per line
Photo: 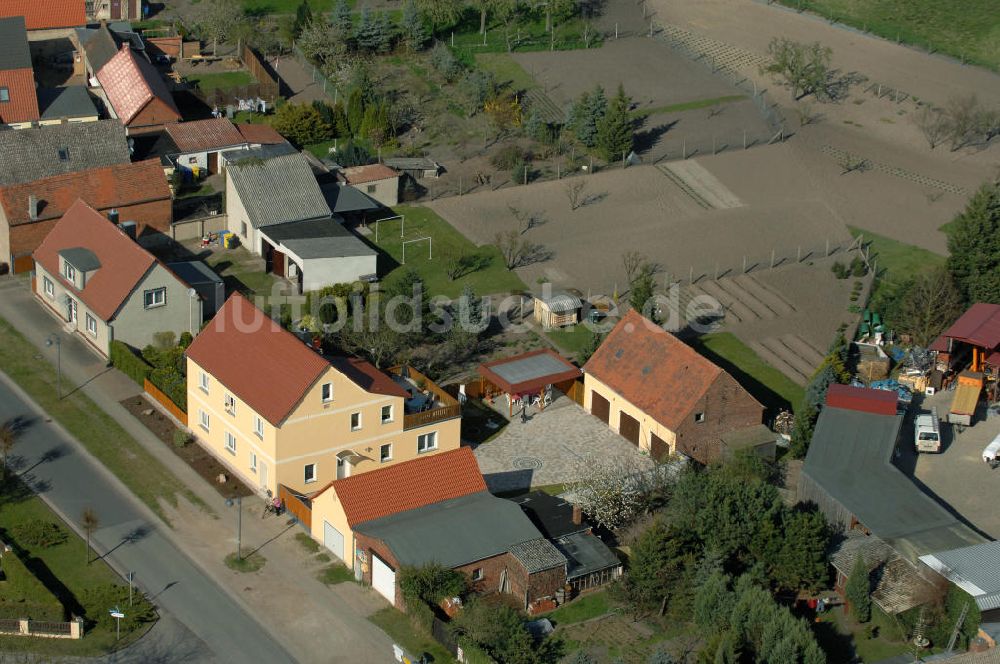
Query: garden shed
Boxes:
[{"xmin": 533, "ymin": 290, "xmax": 582, "ymax": 329}]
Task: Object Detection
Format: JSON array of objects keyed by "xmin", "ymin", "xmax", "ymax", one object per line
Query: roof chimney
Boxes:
[
  {"xmin": 28, "ymin": 195, "xmax": 39, "ymax": 221},
  {"xmin": 572, "ymin": 503, "xmax": 582, "ymax": 526},
  {"xmin": 108, "ymin": 209, "xmax": 119, "ymax": 225}
]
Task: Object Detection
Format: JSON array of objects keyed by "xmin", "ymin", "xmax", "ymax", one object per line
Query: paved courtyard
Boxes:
[
  {"xmin": 472, "ymin": 396, "xmax": 655, "ymax": 493},
  {"xmin": 899, "ymin": 391, "xmax": 1000, "ymax": 540}
]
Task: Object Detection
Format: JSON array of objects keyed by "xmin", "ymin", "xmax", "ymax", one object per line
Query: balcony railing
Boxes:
[{"xmin": 386, "ymin": 365, "xmax": 462, "ymax": 431}]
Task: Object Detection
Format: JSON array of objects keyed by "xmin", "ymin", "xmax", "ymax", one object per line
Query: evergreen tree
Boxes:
[
  {"xmin": 693, "ymin": 571, "xmax": 732, "ymax": 633},
  {"xmin": 597, "ymin": 83, "xmax": 635, "ymax": 162},
  {"xmin": 332, "ymin": 0, "xmax": 353, "ymax": 35},
  {"xmin": 523, "ymin": 107, "xmax": 546, "ymax": 141},
  {"xmin": 271, "ymin": 102, "xmax": 332, "ymax": 147},
  {"xmin": 845, "ymin": 555, "xmax": 871, "ymax": 623},
  {"xmin": 346, "ymin": 88, "xmax": 365, "ymax": 136},
  {"xmin": 355, "ymin": 7, "xmax": 377, "ymax": 51},
  {"xmin": 293, "ymin": 0, "xmax": 312, "ymax": 37},
  {"xmin": 331, "ymin": 102, "xmax": 349, "ymax": 138},
  {"xmin": 373, "ymin": 11, "xmax": 394, "ymax": 53},
  {"xmin": 570, "ymin": 85, "xmax": 606, "ymax": 147},
  {"xmin": 946, "ymin": 179, "xmax": 1000, "ymax": 304},
  {"xmin": 400, "ymin": 0, "xmax": 429, "ymax": 51},
  {"xmin": 771, "ymin": 507, "xmax": 829, "ymax": 593}
]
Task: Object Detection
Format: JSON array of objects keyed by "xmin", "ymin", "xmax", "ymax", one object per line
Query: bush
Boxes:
[
  {"xmin": 178, "ymin": 331, "xmax": 194, "ymax": 349},
  {"xmin": 429, "ymin": 42, "xmax": 462, "ymax": 82},
  {"xmin": 80, "ymin": 584, "xmax": 156, "ymax": 632},
  {"xmin": 407, "ymin": 596, "xmax": 435, "ymax": 634},
  {"xmin": 11, "ymin": 521, "xmax": 68, "ymax": 549},
  {"xmin": 149, "ymin": 368, "xmax": 187, "ymax": 412},
  {"xmin": 271, "ymin": 103, "xmax": 333, "ymax": 147},
  {"xmin": 172, "ymin": 429, "xmax": 191, "ymax": 448},
  {"xmin": 399, "ymin": 563, "xmax": 467, "ymax": 606},
  {"xmin": 491, "ymin": 145, "xmax": 527, "ymax": 171},
  {"xmin": 830, "ymin": 261, "xmax": 849, "ymax": 279},
  {"xmin": 109, "ymin": 341, "xmax": 152, "ymax": 386}
]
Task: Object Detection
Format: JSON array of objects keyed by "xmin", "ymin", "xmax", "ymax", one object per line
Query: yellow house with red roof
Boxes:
[{"xmin": 185, "ymin": 293, "xmax": 461, "ymax": 497}]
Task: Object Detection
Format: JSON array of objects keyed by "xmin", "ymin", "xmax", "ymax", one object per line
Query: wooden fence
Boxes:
[
  {"xmin": 144, "ymin": 378, "xmax": 187, "ymax": 426},
  {"xmin": 241, "ymin": 44, "xmax": 279, "ymax": 101},
  {"xmin": 279, "ymin": 484, "xmax": 312, "ymax": 530}
]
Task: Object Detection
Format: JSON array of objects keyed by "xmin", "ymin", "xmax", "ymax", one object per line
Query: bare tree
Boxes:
[
  {"xmin": 764, "ymin": 38, "xmax": 832, "ymax": 100},
  {"xmin": 622, "ymin": 250, "xmax": 646, "ymax": 286},
  {"xmin": 945, "ymin": 94, "xmax": 981, "ymax": 151},
  {"xmin": 507, "ymin": 205, "xmax": 545, "ymax": 234},
  {"xmin": 197, "ymin": 0, "xmax": 244, "ymax": 56},
  {"xmin": 82, "ymin": 507, "xmax": 99, "ymax": 565},
  {"xmin": 0, "ymin": 419, "xmax": 17, "ymax": 480},
  {"xmin": 494, "ymin": 229, "xmax": 527, "ymax": 270},
  {"xmin": 565, "ymin": 179, "xmax": 588, "ymax": 211},
  {"xmin": 914, "ymin": 106, "xmax": 950, "ymax": 149},
  {"xmin": 896, "ymin": 268, "xmax": 964, "ymax": 346}
]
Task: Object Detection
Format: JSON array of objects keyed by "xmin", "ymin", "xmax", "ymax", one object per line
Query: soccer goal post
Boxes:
[
  {"xmin": 401, "ymin": 237, "xmax": 432, "ymax": 264},
  {"xmin": 374, "ymin": 215, "xmax": 405, "ymax": 243}
]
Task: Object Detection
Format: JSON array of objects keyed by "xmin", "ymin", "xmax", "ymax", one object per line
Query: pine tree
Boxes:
[
  {"xmin": 331, "ymin": 102, "xmax": 349, "ymax": 138},
  {"xmin": 946, "ymin": 179, "xmax": 1000, "ymax": 304},
  {"xmin": 293, "ymin": 0, "xmax": 313, "ymax": 38},
  {"xmin": 401, "ymin": 0, "xmax": 429, "ymax": 51},
  {"xmin": 333, "ymin": 0, "xmax": 353, "ymax": 35},
  {"xmin": 355, "ymin": 7, "xmax": 377, "ymax": 51},
  {"xmin": 571, "ymin": 85, "xmax": 606, "ymax": 147},
  {"xmin": 524, "ymin": 107, "xmax": 545, "ymax": 141},
  {"xmin": 845, "ymin": 555, "xmax": 871, "ymax": 623},
  {"xmin": 597, "ymin": 83, "xmax": 635, "ymax": 162},
  {"xmin": 373, "ymin": 11, "xmax": 394, "ymax": 53},
  {"xmin": 346, "ymin": 88, "xmax": 365, "ymax": 136}
]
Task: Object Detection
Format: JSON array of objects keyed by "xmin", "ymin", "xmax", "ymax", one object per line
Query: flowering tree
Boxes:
[{"xmin": 568, "ymin": 455, "xmax": 659, "ymax": 531}]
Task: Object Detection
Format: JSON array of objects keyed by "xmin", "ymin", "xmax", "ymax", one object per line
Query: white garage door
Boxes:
[
  {"xmin": 323, "ymin": 521, "xmax": 345, "ymax": 561},
  {"xmin": 372, "ymin": 554, "xmax": 396, "ymax": 604}
]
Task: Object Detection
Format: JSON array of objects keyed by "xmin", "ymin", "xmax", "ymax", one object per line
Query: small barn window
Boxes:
[
  {"xmin": 694, "ymin": 412, "xmax": 705, "ymax": 423},
  {"xmin": 57, "ymin": 147, "xmax": 70, "ymax": 161},
  {"xmin": 0, "ymin": 87, "xmax": 9, "ymax": 102},
  {"xmin": 471, "ymin": 568, "xmax": 483, "ymax": 581}
]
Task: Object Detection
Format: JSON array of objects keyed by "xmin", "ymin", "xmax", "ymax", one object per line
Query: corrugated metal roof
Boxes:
[
  {"xmin": 227, "ymin": 151, "xmax": 332, "ymax": 228},
  {"xmin": 921, "ymin": 540, "xmax": 1000, "ymax": 611},
  {"xmin": 535, "ymin": 290, "xmax": 582, "ymax": 312},
  {"xmin": 826, "ymin": 384, "xmax": 898, "ymax": 416},
  {"xmin": 938, "ymin": 304, "xmax": 1000, "ymax": 350}
]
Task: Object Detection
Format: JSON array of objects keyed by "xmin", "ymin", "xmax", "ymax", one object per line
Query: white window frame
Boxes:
[
  {"xmin": 304, "ymin": 463, "xmax": 317, "ymax": 484},
  {"xmin": 381, "ymin": 404, "xmax": 393, "ymax": 424},
  {"xmin": 249, "ymin": 452, "xmax": 257, "ymax": 472},
  {"xmin": 321, "ymin": 382, "xmax": 333, "ymax": 403},
  {"xmin": 199, "ymin": 371, "xmax": 209, "ymax": 394},
  {"xmin": 199, "ymin": 409, "xmax": 210, "ymax": 432},
  {"xmin": 380, "ymin": 443, "xmax": 392, "ymax": 463},
  {"xmin": 224, "ymin": 393, "xmax": 236, "ymax": 415},
  {"xmin": 417, "ymin": 431, "xmax": 437, "ymax": 453},
  {"xmin": 43, "ymin": 277, "xmax": 54, "ymax": 298},
  {"xmin": 471, "ymin": 568, "xmax": 484, "ymax": 581},
  {"xmin": 85, "ymin": 313, "xmax": 97, "ymax": 336},
  {"xmin": 350, "ymin": 412, "xmax": 362, "ymax": 431},
  {"xmin": 253, "ymin": 416, "xmax": 264, "ymax": 439},
  {"xmin": 144, "ymin": 287, "xmax": 166, "ymax": 309},
  {"xmin": 63, "ymin": 262, "xmax": 76, "ymax": 282},
  {"xmin": 225, "ymin": 431, "xmax": 236, "ymax": 455}
]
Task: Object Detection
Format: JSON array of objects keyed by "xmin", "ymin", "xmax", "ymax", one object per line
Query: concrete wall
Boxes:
[
  {"xmin": 225, "ymin": 176, "xmax": 259, "ymax": 251},
  {"xmin": 175, "ymin": 150, "xmax": 209, "ymax": 172},
  {"xmin": 286, "ymin": 251, "xmax": 377, "ymax": 291},
  {"xmin": 356, "ymin": 177, "xmax": 398, "ymax": 208},
  {"xmin": 583, "ymin": 373, "xmax": 678, "ymax": 455},
  {"xmin": 171, "ymin": 214, "xmax": 228, "ymax": 242},
  {"xmin": 112, "ymin": 262, "xmax": 201, "ymax": 349},
  {"xmin": 186, "ymin": 360, "xmax": 462, "ymax": 496}
]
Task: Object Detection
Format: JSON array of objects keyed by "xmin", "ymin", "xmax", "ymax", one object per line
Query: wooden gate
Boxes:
[
  {"xmin": 619, "ymin": 412, "xmax": 640, "ymax": 446},
  {"xmin": 651, "ymin": 433, "xmax": 669, "ymax": 461},
  {"xmin": 591, "ymin": 392, "xmax": 610, "ymax": 424}
]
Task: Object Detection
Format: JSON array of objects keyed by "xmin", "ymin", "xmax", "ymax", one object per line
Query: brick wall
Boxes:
[
  {"xmin": 128, "ymin": 100, "xmax": 180, "ymax": 134},
  {"xmin": 9, "ymin": 198, "xmax": 172, "ymax": 272},
  {"xmin": 673, "ymin": 372, "xmax": 764, "ymax": 465},
  {"xmin": 507, "ymin": 562, "xmax": 566, "ymax": 612}
]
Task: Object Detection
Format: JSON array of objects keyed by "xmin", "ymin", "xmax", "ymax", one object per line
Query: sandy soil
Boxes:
[{"xmin": 429, "ymin": 146, "xmax": 850, "ymax": 296}]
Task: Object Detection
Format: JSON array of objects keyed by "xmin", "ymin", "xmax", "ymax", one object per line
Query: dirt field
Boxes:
[{"xmin": 428, "ymin": 143, "xmax": 851, "ymax": 296}]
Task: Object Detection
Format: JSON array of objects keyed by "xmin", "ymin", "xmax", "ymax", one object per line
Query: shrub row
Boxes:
[{"xmin": 109, "ymin": 340, "xmax": 152, "ymax": 386}]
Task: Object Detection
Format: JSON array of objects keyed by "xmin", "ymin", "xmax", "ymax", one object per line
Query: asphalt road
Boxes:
[{"xmin": 0, "ymin": 373, "xmax": 295, "ymax": 663}]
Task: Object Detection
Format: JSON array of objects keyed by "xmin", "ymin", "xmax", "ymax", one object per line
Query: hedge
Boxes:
[
  {"xmin": 0, "ymin": 550, "xmax": 65, "ymax": 621},
  {"xmin": 109, "ymin": 340, "xmax": 152, "ymax": 386},
  {"xmin": 149, "ymin": 367, "xmax": 187, "ymax": 412}
]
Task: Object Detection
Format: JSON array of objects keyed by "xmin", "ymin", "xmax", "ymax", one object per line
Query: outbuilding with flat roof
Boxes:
[{"xmin": 478, "ymin": 349, "xmax": 583, "ymax": 416}]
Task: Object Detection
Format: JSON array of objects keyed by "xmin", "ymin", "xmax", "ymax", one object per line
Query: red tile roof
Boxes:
[
  {"xmin": 164, "ymin": 118, "xmax": 246, "ymax": 153},
  {"xmin": 0, "ymin": 0, "xmax": 86, "ymax": 30},
  {"xmin": 933, "ymin": 303, "xmax": 1000, "ymax": 351},
  {"xmin": 237, "ymin": 123, "xmax": 287, "ymax": 145},
  {"xmin": 317, "ymin": 447, "xmax": 487, "ymax": 526},
  {"xmin": 329, "ymin": 356, "xmax": 408, "ymax": 398},
  {"xmin": 96, "ymin": 45, "xmax": 180, "ymax": 125},
  {"xmin": 0, "ymin": 159, "xmax": 170, "ymax": 226},
  {"xmin": 186, "ymin": 293, "xmax": 331, "ymax": 426},
  {"xmin": 584, "ymin": 310, "xmax": 726, "ymax": 430},
  {"xmin": 825, "ymin": 384, "xmax": 898, "ymax": 416},
  {"xmin": 33, "ymin": 199, "xmax": 159, "ymax": 321},
  {"xmin": 341, "ymin": 164, "xmax": 398, "ymax": 185},
  {"xmin": 0, "ymin": 68, "xmax": 39, "ymax": 124}
]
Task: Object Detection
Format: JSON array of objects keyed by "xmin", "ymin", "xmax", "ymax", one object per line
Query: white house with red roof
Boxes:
[
  {"xmin": 33, "ymin": 199, "xmax": 202, "ymax": 357},
  {"xmin": 184, "ymin": 293, "xmax": 461, "ymax": 496}
]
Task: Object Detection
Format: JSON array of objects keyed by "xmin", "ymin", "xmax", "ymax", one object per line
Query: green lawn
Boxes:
[
  {"xmin": 202, "ymin": 246, "xmax": 284, "ymax": 307},
  {"xmin": 450, "ymin": 10, "xmax": 601, "ymax": 55},
  {"xmin": 0, "ymin": 482, "xmax": 155, "ymax": 655},
  {"xmin": 632, "ymin": 95, "xmax": 747, "ymax": 120},
  {"xmin": 369, "ymin": 607, "xmax": 457, "ymax": 664},
  {"xmin": 305, "ymin": 140, "xmax": 336, "ymax": 160},
  {"xmin": 175, "ymin": 182, "xmax": 215, "ymax": 199},
  {"xmin": 775, "ymin": 0, "xmax": 1000, "ymax": 71},
  {"xmin": 688, "ymin": 332, "xmax": 806, "ymax": 412},
  {"xmin": 848, "ymin": 226, "xmax": 947, "ymax": 309},
  {"xmin": 186, "ymin": 71, "xmax": 257, "ymax": 92},
  {"xmin": 547, "ymin": 590, "xmax": 611, "ymax": 626},
  {"xmin": 317, "ymin": 563, "xmax": 354, "ymax": 585},
  {"xmin": 814, "ymin": 607, "xmax": 916, "ymax": 663},
  {"xmin": 474, "ymin": 53, "xmax": 539, "ymax": 91},
  {"xmin": 545, "ymin": 323, "xmax": 595, "ymax": 357},
  {"xmin": 373, "ymin": 205, "xmax": 527, "ymax": 299},
  {"xmin": 0, "ymin": 318, "xmax": 201, "ymax": 522}
]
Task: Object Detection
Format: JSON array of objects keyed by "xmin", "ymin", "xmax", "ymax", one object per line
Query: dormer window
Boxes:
[
  {"xmin": 63, "ymin": 262, "xmax": 76, "ymax": 282},
  {"xmin": 58, "ymin": 147, "xmax": 70, "ymax": 162},
  {"xmin": 0, "ymin": 87, "xmax": 9, "ymax": 103}
]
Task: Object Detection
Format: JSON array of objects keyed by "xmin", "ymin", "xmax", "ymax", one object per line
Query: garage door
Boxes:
[
  {"xmin": 372, "ymin": 554, "xmax": 396, "ymax": 604},
  {"xmin": 619, "ymin": 412, "xmax": 640, "ymax": 446},
  {"xmin": 591, "ymin": 392, "xmax": 610, "ymax": 424},
  {"xmin": 323, "ymin": 521, "xmax": 345, "ymax": 562},
  {"xmin": 650, "ymin": 433, "xmax": 669, "ymax": 461}
]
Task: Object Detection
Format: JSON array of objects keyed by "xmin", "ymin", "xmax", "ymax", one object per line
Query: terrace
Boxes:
[{"xmin": 385, "ymin": 365, "xmax": 461, "ymax": 430}]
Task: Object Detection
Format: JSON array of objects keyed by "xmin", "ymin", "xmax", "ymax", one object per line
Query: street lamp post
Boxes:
[
  {"xmin": 44, "ymin": 334, "xmax": 62, "ymax": 399},
  {"xmin": 225, "ymin": 496, "xmax": 243, "ymax": 560}
]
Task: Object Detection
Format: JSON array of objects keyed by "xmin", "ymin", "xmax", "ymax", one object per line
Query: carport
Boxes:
[{"xmin": 477, "ymin": 349, "xmax": 582, "ymax": 417}]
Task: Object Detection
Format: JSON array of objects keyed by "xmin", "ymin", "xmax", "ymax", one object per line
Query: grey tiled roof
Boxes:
[
  {"xmin": 0, "ymin": 17, "xmax": 31, "ymax": 70},
  {"xmin": 0, "ymin": 120, "xmax": 130, "ymax": 186},
  {"xmin": 509, "ymin": 538, "xmax": 567, "ymax": 574},
  {"xmin": 227, "ymin": 151, "xmax": 332, "ymax": 229}
]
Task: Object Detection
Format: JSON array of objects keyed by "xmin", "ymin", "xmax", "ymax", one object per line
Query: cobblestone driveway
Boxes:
[{"xmin": 472, "ymin": 397, "xmax": 655, "ymax": 493}]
